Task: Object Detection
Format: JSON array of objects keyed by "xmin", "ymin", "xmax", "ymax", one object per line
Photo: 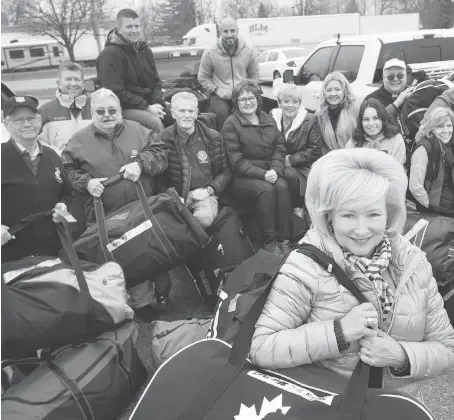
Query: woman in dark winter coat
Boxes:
[
  {"xmin": 222, "ymin": 80, "xmax": 293, "ymax": 255},
  {"xmin": 315, "ymin": 72, "xmax": 358, "ymax": 155},
  {"xmin": 270, "ymin": 83, "xmax": 322, "ymax": 214},
  {"xmin": 409, "ymin": 107, "xmax": 454, "ymax": 217}
]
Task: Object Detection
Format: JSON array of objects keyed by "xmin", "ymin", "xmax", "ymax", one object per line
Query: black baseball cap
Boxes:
[{"xmin": 3, "ymin": 96, "xmax": 39, "ymax": 117}]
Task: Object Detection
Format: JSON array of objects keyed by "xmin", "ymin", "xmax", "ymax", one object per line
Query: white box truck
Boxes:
[{"xmin": 181, "ymin": 13, "xmax": 420, "ymax": 50}]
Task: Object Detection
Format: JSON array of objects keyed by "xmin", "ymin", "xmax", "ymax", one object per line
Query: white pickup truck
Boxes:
[{"xmin": 262, "ymin": 29, "xmax": 454, "ymax": 113}]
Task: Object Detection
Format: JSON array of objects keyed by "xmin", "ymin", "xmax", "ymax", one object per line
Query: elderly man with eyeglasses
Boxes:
[
  {"xmin": 364, "ymin": 58, "xmax": 416, "ymax": 165},
  {"xmin": 1, "ymin": 96, "xmax": 73, "ymax": 262},
  {"xmin": 62, "ymin": 88, "xmax": 171, "ymax": 321}
]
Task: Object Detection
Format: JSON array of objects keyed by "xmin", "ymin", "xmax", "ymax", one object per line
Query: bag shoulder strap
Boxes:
[
  {"xmin": 296, "ymin": 243, "xmax": 383, "ymax": 392},
  {"xmin": 296, "ymin": 244, "xmax": 367, "ymax": 304},
  {"xmin": 182, "ymin": 245, "xmax": 382, "ymax": 420}
]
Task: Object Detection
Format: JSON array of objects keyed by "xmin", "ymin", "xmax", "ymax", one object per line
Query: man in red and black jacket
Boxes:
[
  {"xmin": 1, "ymin": 96, "xmax": 73, "ymax": 262},
  {"xmin": 97, "ymin": 8, "xmax": 173, "ymax": 133}
]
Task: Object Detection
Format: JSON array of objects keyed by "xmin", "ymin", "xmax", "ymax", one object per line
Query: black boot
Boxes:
[{"xmin": 134, "ymin": 305, "xmax": 160, "ymax": 323}]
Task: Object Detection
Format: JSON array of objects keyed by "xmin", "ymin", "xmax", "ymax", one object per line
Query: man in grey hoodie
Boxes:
[{"xmin": 198, "ymin": 17, "xmax": 260, "ymax": 131}]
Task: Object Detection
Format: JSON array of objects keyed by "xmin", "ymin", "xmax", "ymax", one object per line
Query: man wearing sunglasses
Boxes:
[
  {"xmin": 364, "ymin": 58, "xmax": 416, "ymax": 165},
  {"xmin": 2, "ymin": 96, "xmax": 73, "ymax": 262},
  {"xmin": 62, "ymin": 88, "xmax": 171, "ymax": 321}
]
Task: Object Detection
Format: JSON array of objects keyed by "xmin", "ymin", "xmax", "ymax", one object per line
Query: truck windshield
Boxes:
[{"xmin": 373, "ymin": 37, "xmax": 454, "ymax": 82}]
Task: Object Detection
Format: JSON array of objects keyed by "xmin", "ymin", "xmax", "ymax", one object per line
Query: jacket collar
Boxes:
[
  {"xmin": 216, "ymin": 37, "xmax": 246, "ymax": 56},
  {"xmin": 271, "ymin": 107, "xmax": 308, "ymax": 139},
  {"xmin": 106, "ymin": 28, "xmax": 145, "ymax": 50},
  {"xmin": 233, "ymin": 109, "xmax": 274, "ymax": 127},
  {"xmin": 167, "ymin": 120, "xmax": 211, "ymax": 147},
  {"xmin": 91, "ymin": 121, "xmax": 125, "ymax": 138},
  {"xmin": 56, "ymin": 90, "xmax": 88, "ymax": 109},
  {"xmin": 364, "ymin": 133, "xmax": 386, "ymax": 148},
  {"xmin": 301, "ymin": 227, "xmax": 422, "ymax": 282}
]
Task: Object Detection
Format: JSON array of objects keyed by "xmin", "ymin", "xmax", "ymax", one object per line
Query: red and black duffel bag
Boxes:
[
  {"xmin": 73, "ymin": 176, "xmax": 209, "ymax": 288},
  {"xmin": 129, "ymin": 246, "xmax": 436, "ymax": 420},
  {"xmin": 2, "ymin": 218, "xmax": 133, "ymax": 360}
]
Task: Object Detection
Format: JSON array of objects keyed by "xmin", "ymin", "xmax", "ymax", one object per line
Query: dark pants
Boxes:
[
  {"xmin": 284, "ymin": 167, "xmax": 307, "ymax": 208},
  {"xmin": 230, "ymin": 176, "xmax": 293, "ymax": 243},
  {"xmin": 207, "ymin": 95, "xmax": 233, "ymax": 132}
]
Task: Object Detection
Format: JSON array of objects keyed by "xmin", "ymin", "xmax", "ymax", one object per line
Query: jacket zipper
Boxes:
[
  {"xmin": 230, "ymin": 56, "xmax": 235, "ymax": 91},
  {"xmin": 385, "ymin": 252, "xmax": 420, "ymax": 333}
]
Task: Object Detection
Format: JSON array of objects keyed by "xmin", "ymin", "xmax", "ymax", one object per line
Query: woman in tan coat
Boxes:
[
  {"xmin": 315, "ymin": 72, "xmax": 358, "ymax": 155},
  {"xmin": 250, "ymin": 148, "xmax": 454, "ymax": 401}
]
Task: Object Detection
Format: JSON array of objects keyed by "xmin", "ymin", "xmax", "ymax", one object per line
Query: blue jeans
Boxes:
[{"xmin": 122, "ymin": 109, "xmax": 164, "ymax": 133}]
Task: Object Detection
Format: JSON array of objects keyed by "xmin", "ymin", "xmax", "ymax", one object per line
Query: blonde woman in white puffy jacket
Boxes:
[{"xmin": 250, "ymin": 148, "xmax": 454, "ymax": 401}]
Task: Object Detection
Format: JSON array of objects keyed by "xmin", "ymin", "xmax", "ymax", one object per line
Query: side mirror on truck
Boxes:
[{"xmin": 283, "ymin": 70, "xmax": 295, "ymax": 84}]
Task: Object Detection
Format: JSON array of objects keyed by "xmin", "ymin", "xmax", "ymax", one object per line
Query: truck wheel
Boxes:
[{"xmin": 273, "ymin": 71, "xmax": 282, "ymax": 80}]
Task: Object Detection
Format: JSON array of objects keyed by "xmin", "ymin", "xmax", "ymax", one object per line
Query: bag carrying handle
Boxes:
[
  {"xmin": 6, "ymin": 213, "xmax": 90, "ymax": 296},
  {"xmin": 8, "ymin": 210, "xmax": 53, "ymax": 236},
  {"xmin": 94, "ymin": 175, "xmax": 180, "ymax": 264},
  {"xmin": 182, "ymin": 244, "xmax": 382, "ymax": 420}
]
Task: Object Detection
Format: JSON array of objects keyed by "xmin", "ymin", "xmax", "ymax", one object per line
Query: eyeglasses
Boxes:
[
  {"xmin": 94, "ymin": 108, "xmax": 118, "ymax": 116},
  {"xmin": 385, "ymin": 73, "xmax": 405, "ymax": 82},
  {"xmin": 10, "ymin": 116, "xmax": 39, "ymax": 126},
  {"xmin": 238, "ymin": 96, "xmax": 257, "ymax": 105}
]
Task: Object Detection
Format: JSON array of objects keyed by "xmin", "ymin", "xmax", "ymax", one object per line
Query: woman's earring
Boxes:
[{"xmin": 386, "ymin": 220, "xmax": 390, "ymax": 230}]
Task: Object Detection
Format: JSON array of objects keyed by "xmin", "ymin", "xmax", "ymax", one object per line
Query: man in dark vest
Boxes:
[
  {"xmin": 1, "ymin": 96, "xmax": 73, "ymax": 262},
  {"xmin": 158, "ymin": 91, "xmax": 231, "ymax": 228}
]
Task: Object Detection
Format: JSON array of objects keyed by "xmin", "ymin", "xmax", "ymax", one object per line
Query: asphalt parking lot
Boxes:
[{"xmin": 118, "ymin": 264, "xmax": 454, "ymax": 420}]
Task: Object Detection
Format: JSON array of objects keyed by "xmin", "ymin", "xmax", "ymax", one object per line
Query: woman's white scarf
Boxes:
[{"xmin": 270, "ymin": 107, "xmax": 307, "ymax": 141}]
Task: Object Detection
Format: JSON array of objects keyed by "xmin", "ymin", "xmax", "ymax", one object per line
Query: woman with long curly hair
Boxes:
[
  {"xmin": 315, "ymin": 72, "xmax": 358, "ymax": 155},
  {"xmin": 346, "ymin": 98, "xmax": 406, "ymax": 165},
  {"xmin": 409, "ymin": 107, "xmax": 454, "ymax": 217}
]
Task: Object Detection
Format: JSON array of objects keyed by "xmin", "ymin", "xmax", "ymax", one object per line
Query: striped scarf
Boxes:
[{"xmin": 343, "ymin": 235, "xmax": 393, "ymax": 323}]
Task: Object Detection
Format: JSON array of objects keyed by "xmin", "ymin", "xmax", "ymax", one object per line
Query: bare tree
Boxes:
[
  {"xmin": 224, "ymin": 0, "xmax": 259, "ymax": 19},
  {"xmin": 293, "ymin": 0, "xmax": 331, "ymax": 15},
  {"xmin": 19, "ymin": 0, "xmax": 105, "ymax": 61},
  {"xmin": 137, "ymin": 0, "xmax": 163, "ymax": 43},
  {"xmin": 374, "ymin": 0, "xmax": 420, "ymax": 14},
  {"xmin": 194, "ymin": 0, "xmax": 214, "ymax": 24},
  {"xmin": 1, "ymin": 0, "xmax": 33, "ymax": 25}
]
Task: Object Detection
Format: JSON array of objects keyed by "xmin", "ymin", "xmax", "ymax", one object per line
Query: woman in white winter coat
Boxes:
[
  {"xmin": 250, "ymin": 148, "xmax": 454, "ymax": 401},
  {"xmin": 345, "ymin": 98, "xmax": 406, "ymax": 166}
]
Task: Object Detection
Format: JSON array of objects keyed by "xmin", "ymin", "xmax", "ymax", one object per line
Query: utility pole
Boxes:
[{"xmin": 90, "ymin": 0, "xmax": 103, "ymax": 53}]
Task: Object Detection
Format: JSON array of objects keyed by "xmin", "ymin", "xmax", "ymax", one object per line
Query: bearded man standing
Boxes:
[{"xmin": 198, "ymin": 17, "xmax": 260, "ymax": 131}]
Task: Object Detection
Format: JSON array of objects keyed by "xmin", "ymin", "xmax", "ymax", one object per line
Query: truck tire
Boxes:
[{"xmin": 273, "ymin": 71, "xmax": 281, "ymax": 80}]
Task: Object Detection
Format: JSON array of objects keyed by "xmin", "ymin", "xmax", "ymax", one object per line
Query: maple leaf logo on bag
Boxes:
[{"xmin": 234, "ymin": 394, "xmax": 291, "ymax": 419}]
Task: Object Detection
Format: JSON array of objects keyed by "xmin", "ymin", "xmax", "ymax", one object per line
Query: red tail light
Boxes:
[{"xmin": 287, "ymin": 61, "xmax": 296, "ymax": 67}]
